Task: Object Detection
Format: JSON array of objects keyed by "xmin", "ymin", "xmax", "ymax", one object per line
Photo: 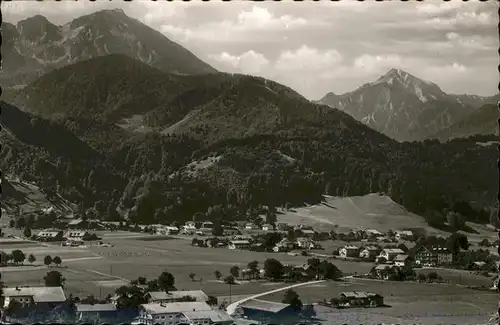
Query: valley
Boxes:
[{"xmin": 0, "ymin": 3, "xmax": 498, "ymax": 325}]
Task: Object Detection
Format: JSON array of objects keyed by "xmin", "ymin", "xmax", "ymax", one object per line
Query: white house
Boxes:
[
  {"xmin": 377, "ymin": 248, "xmax": 405, "ymax": 262},
  {"xmin": 365, "ymin": 229, "xmax": 383, "ymax": 237},
  {"xmin": 261, "ymin": 224, "xmax": 273, "ymax": 231},
  {"xmin": 3, "ymin": 286, "xmax": 66, "ymax": 309},
  {"xmin": 273, "ymin": 238, "xmax": 295, "ymax": 252},
  {"xmin": 296, "ymin": 237, "xmax": 315, "ymax": 250},
  {"xmin": 393, "ymin": 254, "xmax": 411, "ymax": 267},
  {"xmin": 136, "ymin": 302, "xmax": 211, "ymax": 325},
  {"xmin": 359, "ymin": 246, "xmax": 381, "ymax": 259},
  {"xmin": 137, "ymin": 302, "xmax": 233, "ymax": 325},
  {"xmin": 244, "ymin": 223, "xmax": 258, "ymax": 230},
  {"xmin": 228, "ymin": 240, "xmax": 251, "ymax": 250},
  {"xmin": 64, "ymin": 230, "xmax": 91, "ymax": 241},
  {"xmin": 395, "ymin": 230, "xmax": 414, "ymax": 241},
  {"xmin": 339, "ymin": 245, "xmax": 359, "ymax": 258},
  {"xmin": 36, "ymin": 229, "xmax": 63, "ymax": 241}
]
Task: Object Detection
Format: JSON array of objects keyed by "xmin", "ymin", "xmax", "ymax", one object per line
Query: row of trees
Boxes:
[{"xmin": 0, "ymin": 250, "xmax": 62, "ymax": 267}]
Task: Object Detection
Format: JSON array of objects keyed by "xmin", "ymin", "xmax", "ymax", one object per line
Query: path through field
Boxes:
[{"xmin": 225, "ymin": 280, "xmax": 325, "ymax": 315}]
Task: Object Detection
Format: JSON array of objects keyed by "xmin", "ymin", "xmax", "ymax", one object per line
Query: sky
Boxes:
[{"xmin": 3, "ymin": 0, "xmax": 498, "ymax": 100}]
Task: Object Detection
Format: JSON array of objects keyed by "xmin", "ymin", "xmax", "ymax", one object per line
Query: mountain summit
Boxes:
[
  {"xmin": 1, "ymin": 9, "xmax": 216, "ymax": 87},
  {"xmin": 318, "ymin": 68, "xmax": 492, "ymax": 141}
]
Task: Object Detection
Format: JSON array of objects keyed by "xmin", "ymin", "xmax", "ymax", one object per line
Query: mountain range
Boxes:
[
  {"xmin": 1, "ymin": 9, "xmax": 215, "ymax": 88},
  {"xmin": 318, "ymin": 69, "xmax": 498, "ymax": 142},
  {"xmin": 1, "ymin": 9, "xmax": 496, "ymax": 230}
]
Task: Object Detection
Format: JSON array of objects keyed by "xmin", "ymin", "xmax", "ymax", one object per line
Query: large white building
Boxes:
[
  {"xmin": 136, "ymin": 301, "xmax": 233, "ymax": 325},
  {"xmin": 3, "ymin": 286, "xmax": 66, "ymax": 309}
]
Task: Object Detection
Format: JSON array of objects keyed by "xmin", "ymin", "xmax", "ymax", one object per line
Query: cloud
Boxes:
[
  {"xmin": 209, "ymin": 51, "xmax": 270, "ymax": 75},
  {"xmin": 275, "ymin": 46, "xmax": 343, "ymax": 72},
  {"xmin": 2, "ymin": 1, "xmax": 497, "ymax": 99},
  {"xmin": 353, "ymin": 54, "xmax": 404, "ymax": 74}
]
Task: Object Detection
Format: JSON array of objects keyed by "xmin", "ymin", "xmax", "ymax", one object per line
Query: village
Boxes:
[{"xmin": 1, "ymin": 212, "xmax": 500, "ymax": 324}]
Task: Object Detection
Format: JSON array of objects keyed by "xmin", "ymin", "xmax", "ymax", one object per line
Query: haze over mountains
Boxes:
[
  {"xmin": 318, "ymin": 69, "xmax": 499, "ymax": 142},
  {"xmin": 1, "ymin": 8, "xmax": 215, "ymax": 87},
  {"xmin": 1, "ymin": 9, "xmax": 496, "ymax": 231}
]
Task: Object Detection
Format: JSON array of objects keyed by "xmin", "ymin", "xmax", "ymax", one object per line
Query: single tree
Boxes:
[
  {"xmin": 247, "ymin": 261, "xmax": 259, "ymax": 279},
  {"xmin": 214, "ymin": 270, "xmax": 222, "ymax": 280},
  {"xmin": 158, "ymin": 271, "xmax": 175, "ymax": 291},
  {"xmin": 23, "ymin": 227, "xmax": 32, "ymax": 239},
  {"xmin": 417, "ymin": 273, "xmax": 427, "ymax": 282},
  {"xmin": 189, "ymin": 273, "xmax": 196, "ymax": 281},
  {"xmin": 230, "ymin": 266, "xmax": 240, "ymax": 278},
  {"xmin": 11, "ymin": 250, "xmax": 26, "ymax": 265},
  {"xmin": 28, "ymin": 254, "xmax": 36, "ymax": 264},
  {"xmin": 224, "ymin": 275, "xmax": 235, "ymax": 285},
  {"xmin": 206, "ymin": 295, "xmax": 218, "ymax": 306},
  {"xmin": 53, "ymin": 256, "xmax": 62, "ymax": 267},
  {"xmin": 44, "ymin": 270, "xmax": 66, "ymax": 287},
  {"xmin": 44, "ymin": 255, "xmax": 52, "ymax": 267},
  {"xmin": 282, "ymin": 289, "xmax": 302, "ymax": 311},
  {"xmin": 264, "ymin": 258, "xmax": 284, "ymax": 281},
  {"xmin": 137, "ymin": 276, "xmax": 147, "ymax": 285}
]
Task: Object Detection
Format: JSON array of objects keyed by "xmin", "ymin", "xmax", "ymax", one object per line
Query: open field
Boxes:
[
  {"xmin": 278, "ymin": 194, "xmax": 497, "ymax": 243},
  {"xmin": 261, "ymin": 278, "xmax": 499, "ymax": 319}
]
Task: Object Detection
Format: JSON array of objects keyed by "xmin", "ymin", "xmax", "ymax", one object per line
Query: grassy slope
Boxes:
[{"xmin": 277, "ymin": 193, "xmax": 496, "ymax": 241}]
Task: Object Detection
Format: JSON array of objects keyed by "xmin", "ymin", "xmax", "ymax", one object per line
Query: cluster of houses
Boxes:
[
  {"xmin": 35, "ymin": 228, "xmax": 99, "ymax": 245},
  {"xmin": 2, "ymin": 286, "xmax": 234, "ymax": 325},
  {"xmin": 326, "ymin": 291, "xmax": 385, "ymax": 308},
  {"xmin": 1, "ymin": 285, "xmax": 315, "ymax": 325}
]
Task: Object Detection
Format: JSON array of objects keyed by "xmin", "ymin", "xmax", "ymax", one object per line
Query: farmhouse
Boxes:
[
  {"xmin": 359, "ymin": 246, "xmax": 381, "ymax": 260},
  {"xmin": 365, "ymin": 229, "xmax": 383, "ymax": 238},
  {"xmin": 235, "ymin": 298, "xmax": 303, "ymax": 323},
  {"xmin": 395, "ymin": 230, "xmax": 414, "ymax": 241},
  {"xmin": 377, "ymin": 248, "xmax": 404, "ymax": 262},
  {"xmin": 64, "ymin": 230, "xmax": 92, "ymax": 241},
  {"xmin": 245, "ymin": 223, "xmax": 258, "ymax": 230},
  {"xmin": 75, "ymin": 303, "xmax": 117, "ymax": 323},
  {"xmin": 137, "ymin": 302, "xmax": 218, "ymax": 325},
  {"xmin": 339, "ymin": 291, "xmax": 384, "ymax": 307},
  {"xmin": 393, "ymin": 254, "xmax": 412, "ymax": 267},
  {"xmin": 370, "ymin": 265, "xmax": 400, "ymax": 280},
  {"xmin": 3, "ymin": 286, "xmax": 66, "ymax": 309},
  {"xmin": 228, "ymin": 240, "xmax": 251, "ymax": 250},
  {"xmin": 146, "ymin": 290, "xmax": 209, "ymax": 304},
  {"xmin": 273, "ymin": 238, "xmax": 295, "ymax": 252},
  {"xmin": 414, "ymin": 245, "xmax": 453, "ymax": 266},
  {"xmin": 296, "ymin": 237, "xmax": 316, "ymax": 250},
  {"xmin": 36, "ymin": 229, "xmax": 63, "ymax": 242},
  {"xmin": 261, "ymin": 224, "xmax": 273, "ymax": 231},
  {"xmin": 68, "ymin": 218, "xmax": 104, "ymax": 229},
  {"xmin": 339, "ymin": 245, "xmax": 359, "ymax": 258},
  {"xmin": 301, "ymin": 229, "xmax": 315, "ymax": 237}
]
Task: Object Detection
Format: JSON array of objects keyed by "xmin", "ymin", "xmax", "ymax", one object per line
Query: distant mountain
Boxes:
[
  {"xmin": 430, "ymin": 103, "xmax": 498, "ymax": 141},
  {"xmin": 1, "ymin": 9, "xmax": 216, "ymax": 87},
  {"xmin": 318, "ymin": 69, "xmax": 497, "ymax": 142}
]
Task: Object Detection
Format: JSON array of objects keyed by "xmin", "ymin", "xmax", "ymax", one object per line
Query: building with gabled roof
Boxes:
[
  {"xmin": 145, "ymin": 290, "xmax": 209, "ymax": 304},
  {"xmin": 3, "ymin": 286, "xmax": 66, "ymax": 308}
]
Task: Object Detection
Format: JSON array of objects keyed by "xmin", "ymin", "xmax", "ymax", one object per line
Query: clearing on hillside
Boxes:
[{"xmin": 277, "ymin": 194, "xmax": 496, "ymax": 240}]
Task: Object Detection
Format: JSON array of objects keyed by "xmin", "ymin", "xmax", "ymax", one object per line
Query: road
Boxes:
[{"xmin": 225, "ymin": 280, "xmax": 326, "ymax": 315}]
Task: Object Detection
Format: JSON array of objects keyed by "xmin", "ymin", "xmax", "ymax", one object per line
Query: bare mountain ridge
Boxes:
[
  {"xmin": 1, "ymin": 9, "xmax": 216, "ymax": 87},
  {"xmin": 318, "ymin": 69, "xmax": 498, "ymax": 142}
]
